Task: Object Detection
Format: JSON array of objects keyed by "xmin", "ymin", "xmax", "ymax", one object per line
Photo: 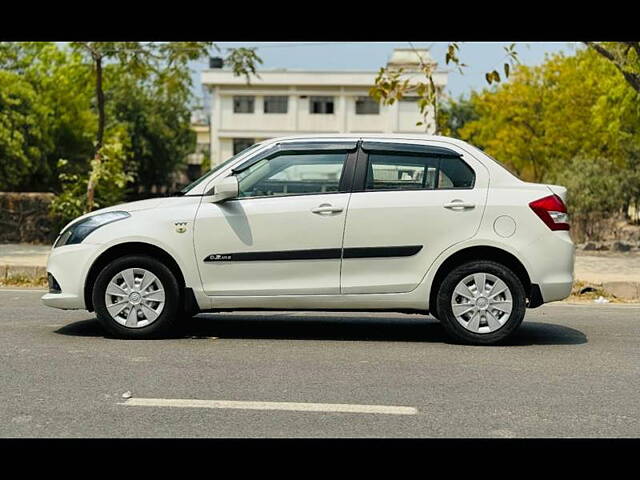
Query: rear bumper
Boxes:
[
  {"xmin": 523, "ymin": 231, "xmax": 575, "ymax": 305},
  {"xmin": 527, "ymin": 281, "xmax": 572, "ymax": 308},
  {"xmin": 538, "ymin": 278, "xmax": 574, "ymax": 303}
]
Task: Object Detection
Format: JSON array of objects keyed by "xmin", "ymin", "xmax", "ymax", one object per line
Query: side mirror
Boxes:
[{"xmin": 211, "ymin": 176, "xmax": 239, "ymax": 202}]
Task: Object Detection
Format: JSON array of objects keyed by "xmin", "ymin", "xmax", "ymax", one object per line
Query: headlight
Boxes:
[{"xmin": 54, "ymin": 211, "xmax": 130, "ymax": 248}]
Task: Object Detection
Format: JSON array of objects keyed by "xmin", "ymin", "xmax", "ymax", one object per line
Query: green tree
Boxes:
[
  {"xmin": 1, "ymin": 42, "xmax": 261, "ymax": 224},
  {"xmin": 437, "ymin": 94, "xmax": 479, "ymax": 137},
  {"xmin": 0, "ymin": 42, "xmax": 94, "ymax": 191},
  {"xmin": 557, "ymin": 156, "xmax": 627, "ymax": 239},
  {"xmin": 586, "ymin": 42, "xmax": 640, "ymax": 93},
  {"xmin": 459, "ymin": 49, "xmax": 635, "ymax": 182},
  {"xmin": 0, "ymin": 70, "xmax": 50, "ymax": 190},
  {"xmin": 106, "ymin": 65, "xmax": 196, "ymax": 195},
  {"xmin": 457, "ymin": 47, "xmax": 640, "ymax": 225},
  {"xmin": 50, "ymin": 127, "xmax": 133, "ymax": 228},
  {"xmin": 69, "ymin": 42, "xmax": 261, "ymax": 212},
  {"xmin": 457, "ymin": 63, "xmax": 552, "ymax": 182}
]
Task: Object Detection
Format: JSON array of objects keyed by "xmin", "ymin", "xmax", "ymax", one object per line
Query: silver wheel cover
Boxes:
[
  {"xmin": 104, "ymin": 268, "xmax": 165, "ymax": 328},
  {"xmin": 451, "ymin": 272, "xmax": 513, "ymax": 334}
]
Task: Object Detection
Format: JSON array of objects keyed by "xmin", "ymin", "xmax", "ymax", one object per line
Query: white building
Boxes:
[{"xmin": 198, "ymin": 48, "xmax": 448, "ymax": 167}]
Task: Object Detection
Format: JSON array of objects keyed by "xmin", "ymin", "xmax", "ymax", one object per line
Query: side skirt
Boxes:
[
  {"xmin": 203, "ymin": 287, "xmax": 431, "ymax": 312},
  {"xmin": 198, "ymin": 307, "xmax": 429, "ymax": 315}
]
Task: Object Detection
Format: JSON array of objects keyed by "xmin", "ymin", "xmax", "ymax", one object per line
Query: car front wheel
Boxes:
[
  {"xmin": 436, "ymin": 260, "xmax": 526, "ymax": 345},
  {"xmin": 92, "ymin": 255, "xmax": 181, "ymax": 339}
]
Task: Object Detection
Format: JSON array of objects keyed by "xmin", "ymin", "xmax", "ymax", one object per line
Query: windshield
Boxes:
[{"xmin": 179, "ymin": 143, "xmax": 262, "ymax": 194}]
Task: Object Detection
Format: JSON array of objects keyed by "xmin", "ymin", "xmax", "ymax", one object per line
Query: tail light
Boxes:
[{"xmin": 529, "ymin": 194, "xmax": 570, "ymax": 231}]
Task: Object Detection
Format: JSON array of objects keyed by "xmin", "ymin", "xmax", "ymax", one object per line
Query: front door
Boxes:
[
  {"xmin": 341, "ymin": 140, "xmax": 488, "ymax": 294},
  {"xmin": 194, "ymin": 144, "xmax": 356, "ymax": 296}
]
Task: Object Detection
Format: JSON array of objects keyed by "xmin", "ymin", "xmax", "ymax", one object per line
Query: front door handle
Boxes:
[
  {"xmin": 444, "ymin": 200, "xmax": 476, "ymax": 210},
  {"xmin": 311, "ymin": 203, "xmax": 343, "ymax": 215}
]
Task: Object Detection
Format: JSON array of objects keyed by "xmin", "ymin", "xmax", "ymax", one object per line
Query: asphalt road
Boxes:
[{"xmin": 1, "ymin": 289, "xmax": 639, "ymax": 438}]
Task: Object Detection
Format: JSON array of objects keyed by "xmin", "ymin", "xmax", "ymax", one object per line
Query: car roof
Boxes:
[
  {"xmin": 259, "ymin": 134, "xmax": 478, "ymax": 153},
  {"xmin": 262, "ymin": 133, "xmax": 458, "ymax": 144}
]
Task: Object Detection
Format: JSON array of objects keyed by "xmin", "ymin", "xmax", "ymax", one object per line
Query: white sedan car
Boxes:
[{"xmin": 42, "ymin": 135, "xmax": 575, "ymax": 345}]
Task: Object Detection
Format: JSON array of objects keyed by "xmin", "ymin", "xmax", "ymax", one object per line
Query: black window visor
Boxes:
[
  {"xmin": 360, "ymin": 141, "xmax": 461, "ymax": 158},
  {"xmin": 231, "ymin": 141, "xmax": 359, "ymax": 174}
]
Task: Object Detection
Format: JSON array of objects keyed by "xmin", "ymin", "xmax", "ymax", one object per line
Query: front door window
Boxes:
[{"xmin": 237, "ymin": 152, "xmax": 346, "ymax": 198}]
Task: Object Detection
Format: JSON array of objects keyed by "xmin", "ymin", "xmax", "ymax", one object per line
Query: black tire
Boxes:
[
  {"xmin": 92, "ymin": 255, "xmax": 181, "ymax": 339},
  {"xmin": 436, "ymin": 260, "xmax": 526, "ymax": 345}
]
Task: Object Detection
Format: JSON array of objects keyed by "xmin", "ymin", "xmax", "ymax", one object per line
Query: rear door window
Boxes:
[{"xmin": 365, "ymin": 152, "xmax": 475, "ymax": 191}]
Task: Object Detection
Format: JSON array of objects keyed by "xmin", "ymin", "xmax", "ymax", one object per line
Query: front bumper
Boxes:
[
  {"xmin": 41, "ymin": 292, "xmax": 87, "ymax": 310},
  {"xmin": 41, "ymin": 243, "xmax": 101, "ymax": 310}
]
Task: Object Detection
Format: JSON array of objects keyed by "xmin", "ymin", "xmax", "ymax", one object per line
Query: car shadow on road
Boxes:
[{"xmin": 54, "ymin": 313, "xmax": 587, "ymax": 346}]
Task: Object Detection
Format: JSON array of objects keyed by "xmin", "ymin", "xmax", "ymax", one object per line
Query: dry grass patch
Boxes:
[{"xmin": 0, "ymin": 274, "xmax": 48, "ymax": 288}]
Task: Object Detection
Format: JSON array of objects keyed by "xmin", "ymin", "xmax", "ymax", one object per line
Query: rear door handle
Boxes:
[
  {"xmin": 311, "ymin": 203, "xmax": 343, "ymax": 215},
  {"xmin": 444, "ymin": 200, "xmax": 475, "ymax": 210}
]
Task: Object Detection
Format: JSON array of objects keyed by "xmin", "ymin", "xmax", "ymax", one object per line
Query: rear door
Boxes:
[{"xmin": 340, "ymin": 140, "xmax": 489, "ymax": 294}]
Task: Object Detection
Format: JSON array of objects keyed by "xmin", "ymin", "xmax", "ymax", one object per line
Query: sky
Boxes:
[{"xmin": 191, "ymin": 42, "xmax": 580, "ymax": 107}]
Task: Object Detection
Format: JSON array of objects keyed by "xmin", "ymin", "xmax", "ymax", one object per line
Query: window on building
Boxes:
[
  {"xmin": 237, "ymin": 152, "xmax": 346, "ymax": 198},
  {"xmin": 233, "ymin": 96, "xmax": 255, "ymax": 113},
  {"xmin": 365, "ymin": 153, "xmax": 474, "ymax": 191},
  {"xmin": 309, "ymin": 96, "xmax": 334, "ymax": 114},
  {"xmin": 355, "ymin": 96, "xmax": 380, "ymax": 115},
  {"xmin": 264, "ymin": 96, "xmax": 288, "ymax": 114},
  {"xmin": 233, "ymin": 138, "xmax": 256, "ymax": 155}
]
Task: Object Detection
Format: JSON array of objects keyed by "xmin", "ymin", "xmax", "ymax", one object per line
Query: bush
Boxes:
[{"xmin": 557, "ymin": 156, "xmax": 627, "ymax": 242}]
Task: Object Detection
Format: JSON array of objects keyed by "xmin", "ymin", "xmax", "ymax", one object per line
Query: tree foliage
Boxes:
[
  {"xmin": 68, "ymin": 42, "xmax": 260, "ymax": 212},
  {"xmin": 369, "ymin": 41, "xmax": 640, "ymax": 143},
  {"xmin": 0, "ymin": 41, "xmax": 261, "ymax": 226},
  {"xmin": 457, "ymin": 47, "xmax": 640, "ymax": 223},
  {"xmin": 105, "ymin": 64, "xmax": 197, "ymax": 195},
  {"xmin": 437, "ymin": 94, "xmax": 479, "ymax": 137},
  {"xmin": 585, "ymin": 42, "xmax": 640, "ymax": 93},
  {"xmin": 50, "ymin": 127, "xmax": 133, "ymax": 228},
  {"xmin": 0, "ymin": 70, "xmax": 50, "ymax": 190},
  {"xmin": 370, "ymin": 43, "xmax": 520, "ymax": 132},
  {"xmin": 369, "ymin": 57, "xmax": 440, "ymax": 132},
  {"xmin": 0, "ymin": 43, "xmax": 95, "ymax": 191}
]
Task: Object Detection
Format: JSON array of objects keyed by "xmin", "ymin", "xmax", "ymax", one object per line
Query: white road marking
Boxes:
[{"xmin": 120, "ymin": 397, "xmax": 417, "ymax": 415}]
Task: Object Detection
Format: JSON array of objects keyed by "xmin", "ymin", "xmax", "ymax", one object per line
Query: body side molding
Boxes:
[{"xmin": 203, "ymin": 245, "xmax": 423, "ymax": 262}]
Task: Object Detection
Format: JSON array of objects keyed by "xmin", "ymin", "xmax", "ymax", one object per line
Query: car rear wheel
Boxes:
[
  {"xmin": 93, "ymin": 255, "xmax": 181, "ymax": 339},
  {"xmin": 436, "ymin": 260, "xmax": 526, "ymax": 345}
]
